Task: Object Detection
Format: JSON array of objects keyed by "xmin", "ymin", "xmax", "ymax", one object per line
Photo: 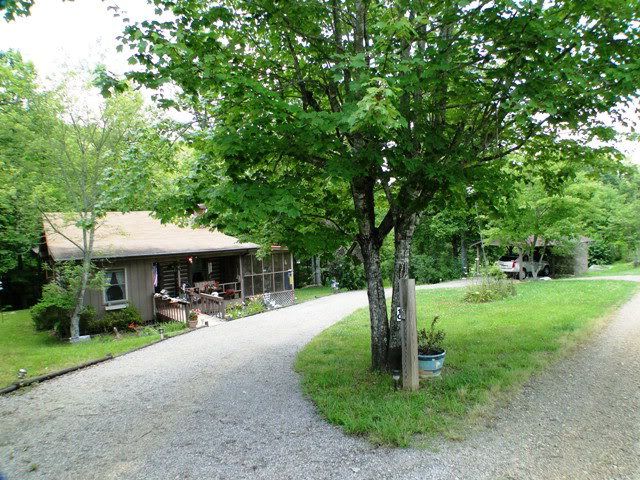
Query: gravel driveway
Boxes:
[{"xmin": 1, "ymin": 277, "xmax": 639, "ymax": 480}]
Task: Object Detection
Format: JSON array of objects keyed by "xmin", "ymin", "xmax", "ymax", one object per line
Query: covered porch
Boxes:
[{"xmin": 153, "ymin": 250, "xmax": 295, "ymax": 322}]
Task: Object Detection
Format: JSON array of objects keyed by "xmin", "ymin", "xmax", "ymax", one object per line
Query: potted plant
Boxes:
[
  {"xmin": 417, "ymin": 316, "xmax": 446, "ymax": 378},
  {"xmin": 188, "ymin": 309, "xmax": 200, "ymax": 329}
]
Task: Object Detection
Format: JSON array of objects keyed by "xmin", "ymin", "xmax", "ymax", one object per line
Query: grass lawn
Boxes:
[
  {"xmin": 295, "ymin": 285, "xmax": 336, "ymax": 303},
  {"xmin": 582, "ymin": 261, "xmax": 640, "ymax": 277},
  {"xmin": 295, "ymin": 280, "xmax": 638, "ymax": 447},
  {"xmin": 0, "ymin": 310, "xmax": 186, "ymax": 388}
]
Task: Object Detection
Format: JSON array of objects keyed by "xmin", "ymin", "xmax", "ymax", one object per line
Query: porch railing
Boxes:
[
  {"xmin": 154, "ymin": 296, "xmax": 190, "ymax": 323},
  {"xmin": 188, "ymin": 292, "xmax": 226, "ymax": 319},
  {"xmin": 193, "ymin": 280, "xmax": 241, "ymax": 299}
]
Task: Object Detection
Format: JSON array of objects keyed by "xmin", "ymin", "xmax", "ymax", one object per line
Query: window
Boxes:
[{"xmin": 104, "ymin": 269, "xmax": 127, "ymax": 304}]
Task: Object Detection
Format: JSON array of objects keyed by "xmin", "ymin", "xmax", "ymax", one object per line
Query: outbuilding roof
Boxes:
[{"xmin": 43, "ymin": 211, "xmax": 259, "ymax": 262}]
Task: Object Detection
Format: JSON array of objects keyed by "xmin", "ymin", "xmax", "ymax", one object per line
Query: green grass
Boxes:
[
  {"xmin": 582, "ymin": 261, "xmax": 640, "ymax": 277},
  {"xmin": 0, "ymin": 310, "xmax": 186, "ymax": 388},
  {"xmin": 295, "ymin": 285, "xmax": 336, "ymax": 303},
  {"xmin": 295, "ymin": 280, "xmax": 638, "ymax": 447}
]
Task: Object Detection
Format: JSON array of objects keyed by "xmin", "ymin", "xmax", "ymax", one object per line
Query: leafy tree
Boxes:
[
  {"xmin": 485, "ymin": 177, "xmax": 584, "ymax": 278},
  {"xmin": 569, "ymin": 166, "xmax": 640, "ymax": 265},
  {"xmin": 121, "ymin": 1, "xmax": 640, "ymax": 370},
  {"xmin": 0, "ymin": 51, "xmax": 58, "ymax": 275},
  {"xmin": 36, "ymin": 87, "xmax": 148, "ymax": 339}
]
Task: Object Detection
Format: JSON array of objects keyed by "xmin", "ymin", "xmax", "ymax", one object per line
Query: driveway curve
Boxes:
[{"xmin": 1, "ymin": 277, "xmax": 639, "ymax": 480}]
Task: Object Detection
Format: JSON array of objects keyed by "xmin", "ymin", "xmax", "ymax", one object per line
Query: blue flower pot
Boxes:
[{"xmin": 418, "ymin": 351, "xmax": 446, "ymax": 378}]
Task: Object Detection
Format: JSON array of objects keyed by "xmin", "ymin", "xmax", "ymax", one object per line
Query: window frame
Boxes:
[{"xmin": 103, "ymin": 267, "xmax": 129, "ymax": 308}]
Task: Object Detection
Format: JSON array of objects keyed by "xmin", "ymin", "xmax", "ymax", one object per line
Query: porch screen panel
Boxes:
[
  {"xmin": 264, "ymin": 272, "xmax": 273, "ymax": 293},
  {"xmin": 243, "ymin": 252, "xmax": 293, "ymax": 295},
  {"xmin": 283, "ymin": 254, "xmax": 292, "ymax": 270},
  {"xmin": 245, "ymin": 277, "xmax": 254, "ymax": 296},
  {"xmin": 274, "ymin": 272, "xmax": 284, "ymax": 291},
  {"xmin": 253, "ymin": 274, "xmax": 263, "ymax": 295},
  {"xmin": 252, "ymin": 256, "xmax": 262, "ymax": 276},
  {"xmin": 273, "ymin": 253, "xmax": 284, "ymax": 272}
]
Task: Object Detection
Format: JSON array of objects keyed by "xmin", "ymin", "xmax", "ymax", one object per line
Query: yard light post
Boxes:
[
  {"xmin": 158, "ymin": 327, "xmax": 165, "ymax": 340},
  {"xmin": 17, "ymin": 368, "xmax": 27, "ymax": 381}
]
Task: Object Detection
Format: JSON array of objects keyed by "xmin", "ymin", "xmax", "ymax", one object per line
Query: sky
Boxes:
[
  {"xmin": 0, "ymin": 0, "xmax": 153, "ymax": 82},
  {"xmin": 1, "ymin": 0, "xmax": 639, "ymax": 163}
]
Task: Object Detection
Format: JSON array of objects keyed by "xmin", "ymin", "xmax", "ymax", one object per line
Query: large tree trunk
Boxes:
[
  {"xmin": 389, "ymin": 212, "xmax": 418, "ymax": 371},
  {"xmin": 352, "ymin": 176, "xmax": 389, "ymax": 371},
  {"xmin": 359, "ymin": 235, "xmax": 389, "ymax": 370}
]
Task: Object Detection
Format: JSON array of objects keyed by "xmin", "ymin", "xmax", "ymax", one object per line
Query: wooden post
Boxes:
[
  {"xmin": 399, "ymin": 278, "xmax": 419, "ymax": 391},
  {"xmin": 238, "ymin": 255, "xmax": 245, "ymax": 303}
]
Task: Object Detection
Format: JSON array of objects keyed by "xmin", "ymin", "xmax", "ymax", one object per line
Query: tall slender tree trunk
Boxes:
[
  {"xmin": 69, "ymin": 220, "xmax": 96, "ymax": 340},
  {"xmin": 70, "ymin": 255, "xmax": 91, "ymax": 339},
  {"xmin": 389, "ymin": 212, "xmax": 418, "ymax": 371}
]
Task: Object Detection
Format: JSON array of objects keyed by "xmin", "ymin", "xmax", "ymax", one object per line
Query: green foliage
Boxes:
[
  {"xmin": 30, "ymin": 286, "xmax": 96, "ymax": 338},
  {"xmin": 484, "ymin": 160, "xmax": 592, "ymax": 277},
  {"xmin": 30, "ymin": 282, "xmax": 75, "ymax": 332},
  {"xmin": 121, "ymin": 0, "xmax": 640, "ymax": 256},
  {"xmin": 30, "ymin": 263, "xmax": 103, "ymax": 337},
  {"xmin": 411, "ymin": 253, "xmax": 462, "ymax": 285},
  {"xmin": 121, "ymin": 0, "xmax": 640, "ymax": 368},
  {"xmin": 54, "ymin": 306, "xmax": 96, "ymax": 339},
  {"xmin": 417, "ymin": 316, "xmax": 445, "ymax": 356},
  {"xmin": 88, "ymin": 306, "xmax": 143, "ymax": 334},
  {"xmin": 296, "ymin": 281, "xmax": 637, "ymax": 446},
  {"xmin": 226, "ymin": 296, "xmax": 267, "ymax": 320},
  {"xmin": 0, "ymin": 51, "xmax": 56, "ymax": 275},
  {"xmin": 324, "ymin": 255, "xmax": 366, "ymax": 291},
  {"xmin": 568, "ymin": 168, "xmax": 640, "ymax": 265},
  {"xmin": 464, "ymin": 267, "xmax": 516, "ymax": 304},
  {"xmin": 588, "ymin": 238, "xmax": 621, "ymax": 266}
]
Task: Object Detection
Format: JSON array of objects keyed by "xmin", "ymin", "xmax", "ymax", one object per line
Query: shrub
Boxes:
[
  {"xmin": 31, "ymin": 283, "xmax": 75, "ymax": 332},
  {"xmin": 54, "ymin": 306, "xmax": 95, "ymax": 338},
  {"xmin": 464, "ymin": 267, "xmax": 516, "ymax": 303},
  {"xmin": 324, "ymin": 255, "xmax": 366, "ymax": 291},
  {"xmin": 87, "ymin": 306, "xmax": 143, "ymax": 334},
  {"xmin": 589, "ymin": 238, "xmax": 621, "ymax": 265},
  {"xmin": 31, "ymin": 262, "xmax": 104, "ymax": 338},
  {"xmin": 410, "ymin": 253, "xmax": 462, "ymax": 285},
  {"xmin": 31, "ymin": 283, "xmax": 97, "ymax": 338},
  {"xmin": 226, "ymin": 296, "xmax": 266, "ymax": 320}
]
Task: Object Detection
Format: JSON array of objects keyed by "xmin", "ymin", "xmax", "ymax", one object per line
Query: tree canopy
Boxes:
[{"xmin": 120, "ymin": 0, "xmax": 640, "ymax": 370}]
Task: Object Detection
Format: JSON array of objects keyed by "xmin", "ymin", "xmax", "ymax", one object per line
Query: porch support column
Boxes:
[{"xmin": 239, "ymin": 254, "xmax": 245, "ymax": 303}]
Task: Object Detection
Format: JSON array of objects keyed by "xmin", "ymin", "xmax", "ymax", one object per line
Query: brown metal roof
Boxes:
[{"xmin": 43, "ymin": 211, "xmax": 259, "ymax": 261}]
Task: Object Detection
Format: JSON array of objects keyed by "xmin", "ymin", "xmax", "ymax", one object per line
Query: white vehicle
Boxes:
[{"xmin": 497, "ymin": 253, "xmax": 550, "ymax": 278}]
